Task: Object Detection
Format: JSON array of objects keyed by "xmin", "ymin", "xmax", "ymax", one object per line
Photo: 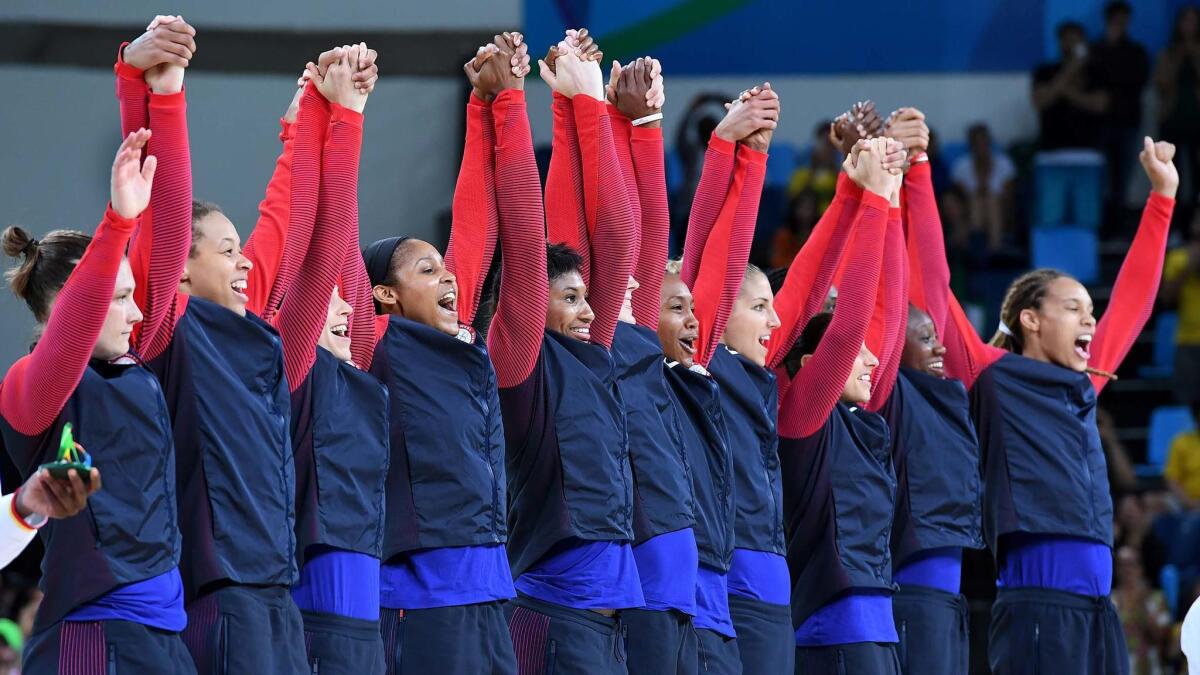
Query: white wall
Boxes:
[{"xmin": 0, "ymin": 64, "xmax": 465, "ymax": 366}]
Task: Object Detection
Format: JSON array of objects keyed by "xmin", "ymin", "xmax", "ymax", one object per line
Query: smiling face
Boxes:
[
  {"xmin": 183, "ymin": 211, "xmax": 253, "ymax": 316},
  {"xmin": 1018, "ymin": 276, "xmax": 1096, "ymax": 372},
  {"xmin": 546, "ymin": 269, "xmax": 594, "ymax": 342},
  {"xmin": 373, "ymin": 239, "xmax": 460, "ymax": 336},
  {"xmin": 317, "ymin": 286, "xmax": 353, "ymax": 362},
  {"xmin": 842, "ymin": 342, "xmax": 879, "ymax": 403},
  {"xmin": 722, "ymin": 269, "xmax": 780, "ymax": 367},
  {"xmin": 93, "ymin": 259, "xmax": 144, "ymax": 361},
  {"xmin": 618, "ymin": 275, "xmax": 640, "ymax": 324},
  {"xmin": 657, "ymin": 274, "xmax": 699, "ymax": 368},
  {"xmin": 901, "ymin": 305, "xmax": 946, "ymax": 377}
]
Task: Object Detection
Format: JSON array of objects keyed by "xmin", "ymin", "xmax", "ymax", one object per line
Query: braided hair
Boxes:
[{"xmin": 991, "ymin": 268, "xmax": 1114, "ymax": 380}]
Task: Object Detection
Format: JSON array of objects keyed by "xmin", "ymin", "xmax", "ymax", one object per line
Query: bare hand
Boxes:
[
  {"xmin": 16, "ymin": 468, "xmax": 102, "ymax": 520},
  {"xmin": 111, "ymin": 129, "xmax": 157, "ymax": 219},
  {"xmin": 612, "ymin": 58, "xmax": 661, "ymax": 122},
  {"xmin": 124, "ymin": 15, "xmax": 196, "ymax": 70},
  {"xmin": 541, "ymin": 39, "xmax": 604, "ymax": 100},
  {"xmin": 715, "ymin": 83, "xmax": 780, "ymax": 149},
  {"xmin": 885, "ymin": 107, "xmax": 929, "ymax": 155},
  {"xmin": 483, "ymin": 32, "xmax": 529, "ymax": 94},
  {"xmin": 316, "ymin": 49, "xmax": 368, "ymax": 113},
  {"xmin": 845, "ymin": 137, "xmax": 900, "ymax": 197},
  {"xmin": 830, "ymin": 100, "xmax": 883, "ymax": 155},
  {"xmin": 1139, "ymin": 136, "xmax": 1179, "ymax": 198}
]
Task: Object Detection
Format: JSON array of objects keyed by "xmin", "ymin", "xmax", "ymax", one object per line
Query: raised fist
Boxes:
[
  {"xmin": 611, "ymin": 58, "xmax": 662, "ymax": 123},
  {"xmin": 1139, "ymin": 136, "xmax": 1179, "ymax": 199},
  {"xmin": 884, "ymin": 107, "xmax": 929, "ymax": 155}
]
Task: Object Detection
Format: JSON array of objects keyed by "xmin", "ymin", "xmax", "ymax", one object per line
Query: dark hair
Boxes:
[
  {"xmin": 991, "ymin": 268, "xmax": 1116, "ymax": 379},
  {"xmin": 796, "ymin": 311, "xmax": 834, "ymax": 358},
  {"xmin": 765, "ymin": 266, "xmax": 787, "ymax": 294},
  {"xmin": 967, "ymin": 123, "xmax": 990, "ymax": 144},
  {"xmin": 546, "ymin": 242, "xmax": 583, "ymax": 281},
  {"xmin": 1057, "ymin": 20, "xmax": 1085, "ymax": 40},
  {"xmin": 2, "ymin": 226, "xmax": 92, "ymax": 324},
  {"xmin": 190, "ymin": 200, "xmax": 224, "ymax": 257},
  {"xmin": 1173, "ymin": 5, "xmax": 1200, "ymax": 47},
  {"xmin": 1105, "ymin": 1, "xmax": 1131, "ymax": 21}
]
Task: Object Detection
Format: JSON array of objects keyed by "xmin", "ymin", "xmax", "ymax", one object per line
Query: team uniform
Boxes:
[
  {"xmin": 113, "ymin": 49, "xmax": 307, "ymax": 674},
  {"xmin": 933, "ymin": 188, "xmax": 1174, "ymax": 674},
  {"xmin": 779, "ymin": 191, "xmax": 902, "ymax": 675},
  {"xmin": 598, "ymin": 100, "xmax": 700, "ymax": 675},
  {"xmin": 240, "ymin": 83, "xmax": 389, "ymax": 674},
  {"xmin": 501, "ymin": 91, "xmax": 643, "ymax": 675},
  {"xmin": 0, "ymin": 207, "xmax": 193, "ymax": 674},
  {"xmin": 367, "ymin": 91, "xmax": 518, "ymax": 675},
  {"xmin": 870, "ymin": 159, "xmax": 986, "ymax": 675}
]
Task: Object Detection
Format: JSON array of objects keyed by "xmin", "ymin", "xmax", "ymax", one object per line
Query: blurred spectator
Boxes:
[
  {"xmin": 1116, "ymin": 493, "xmax": 1171, "ymax": 588},
  {"xmin": 787, "ymin": 121, "xmax": 840, "ymax": 213},
  {"xmin": 1165, "ymin": 403, "xmax": 1200, "ymax": 510},
  {"xmin": 1100, "ymin": 406, "xmax": 1140, "ymax": 498},
  {"xmin": 1091, "ymin": 1, "xmax": 1150, "ymax": 232},
  {"xmin": 1155, "ymin": 5, "xmax": 1200, "ymax": 208},
  {"xmin": 1162, "ymin": 212, "xmax": 1200, "ymax": 406},
  {"xmin": 771, "ymin": 190, "xmax": 819, "ymax": 268},
  {"xmin": 1032, "ymin": 21, "xmax": 1107, "ymax": 228},
  {"xmin": 671, "ymin": 93, "xmax": 730, "ymax": 254},
  {"xmin": 926, "ymin": 127, "xmax": 952, "ymax": 197},
  {"xmin": 951, "ymin": 123, "xmax": 1016, "ymax": 251},
  {"xmin": 1113, "ymin": 545, "xmax": 1172, "ymax": 675}
]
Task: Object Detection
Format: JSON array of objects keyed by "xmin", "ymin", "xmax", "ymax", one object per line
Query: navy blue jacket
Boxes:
[
  {"xmin": 370, "ymin": 316, "xmax": 506, "ymax": 559},
  {"xmin": 708, "ymin": 345, "xmax": 784, "ymax": 555},
  {"xmin": 1, "ymin": 359, "xmax": 180, "ymax": 631},
  {"xmin": 780, "ymin": 403, "xmax": 897, "ymax": 627},
  {"xmin": 611, "ymin": 322, "xmax": 695, "ymax": 543},
  {"xmin": 971, "ymin": 353, "xmax": 1113, "ymax": 551},
  {"xmin": 880, "ymin": 368, "xmax": 983, "ymax": 567},
  {"xmin": 148, "ymin": 298, "xmax": 296, "ymax": 600},
  {"xmin": 501, "ymin": 331, "xmax": 634, "ymax": 577},
  {"xmin": 292, "ymin": 347, "xmax": 389, "ymax": 566},
  {"xmin": 663, "ymin": 362, "xmax": 734, "ymax": 571}
]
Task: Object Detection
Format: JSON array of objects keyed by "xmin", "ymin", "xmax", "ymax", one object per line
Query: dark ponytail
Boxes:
[{"xmin": 2, "ymin": 226, "xmax": 91, "ymax": 323}]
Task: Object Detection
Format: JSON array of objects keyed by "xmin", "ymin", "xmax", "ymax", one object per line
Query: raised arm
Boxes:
[
  {"xmin": 623, "ymin": 60, "xmax": 671, "ymax": 327},
  {"xmin": 683, "ymin": 84, "xmax": 777, "ymax": 367},
  {"xmin": 1089, "ymin": 139, "xmax": 1178, "ymax": 393},
  {"xmin": 778, "ymin": 140, "xmax": 893, "ymax": 439},
  {"xmin": 116, "ymin": 18, "xmax": 196, "ymax": 363},
  {"xmin": 241, "ymin": 81, "xmax": 308, "ymax": 318},
  {"xmin": 544, "ymin": 87, "xmax": 589, "ymax": 278},
  {"xmin": 0, "ymin": 131, "xmax": 155, "ymax": 436},
  {"xmin": 558, "ymin": 46, "xmax": 636, "ymax": 348},
  {"xmin": 866, "ymin": 201, "xmax": 908, "ymax": 411},
  {"xmin": 478, "ymin": 36, "xmax": 548, "ymax": 387},
  {"xmin": 274, "ymin": 56, "xmax": 366, "ymax": 390}
]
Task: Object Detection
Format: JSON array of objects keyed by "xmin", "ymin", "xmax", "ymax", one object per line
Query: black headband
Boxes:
[{"xmin": 363, "ymin": 236, "xmax": 409, "ymax": 288}]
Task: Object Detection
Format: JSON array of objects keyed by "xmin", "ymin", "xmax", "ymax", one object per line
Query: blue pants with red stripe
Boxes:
[
  {"xmin": 23, "ymin": 619, "xmax": 195, "ymax": 675},
  {"xmin": 180, "ymin": 584, "xmax": 307, "ymax": 674},
  {"xmin": 506, "ymin": 594, "xmax": 627, "ymax": 675}
]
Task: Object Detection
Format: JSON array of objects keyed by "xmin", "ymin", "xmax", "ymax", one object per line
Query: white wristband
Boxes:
[{"xmin": 631, "ymin": 112, "xmax": 663, "ymax": 127}]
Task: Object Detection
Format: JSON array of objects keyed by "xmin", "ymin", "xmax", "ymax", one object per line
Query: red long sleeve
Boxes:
[
  {"xmin": 0, "ymin": 208, "xmax": 138, "ymax": 436},
  {"xmin": 686, "ymin": 145, "xmax": 767, "ymax": 368},
  {"xmin": 257, "ymin": 84, "xmax": 331, "ymax": 321},
  {"xmin": 629, "ymin": 125, "xmax": 670, "ymax": 329},
  {"xmin": 274, "ymin": 105, "xmax": 363, "ymax": 391},
  {"xmin": 571, "ymin": 96, "xmax": 636, "ymax": 349},
  {"xmin": 1088, "ymin": 192, "xmax": 1174, "ymax": 393},
  {"xmin": 941, "ymin": 293, "xmax": 1004, "ymax": 391},
  {"xmin": 903, "ymin": 161, "xmax": 950, "ymax": 336},
  {"xmin": 342, "ymin": 238, "xmax": 376, "ymax": 370},
  {"xmin": 129, "ymin": 90, "xmax": 193, "ymax": 363},
  {"xmin": 242, "ymin": 119, "xmax": 297, "ymax": 318},
  {"xmin": 680, "ymin": 134, "xmax": 737, "ymax": 281},
  {"xmin": 486, "ymin": 90, "xmax": 548, "ymax": 388},
  {"xmin": 545, "ymin": 92, "xmax": 590, "ymax": 281},
  {"xmin": 866, "ymin": 207, "xmax": 907, "ymax": 411},
  {"xmin": 114, "ymin": 45, "xmax": 149, "ymax": 140},
  {"xmin": 777, "ymin": 192, "xmax": 889, "ymax": 439},
  {"xmin": 768, "ymin": 173, "xmax": 864, "ymax": 369},
  {"xmin": 609, "ymin": 105, "xmax": 643, "ymax": 251},
  {"xmin": 444, "ymin": 94, "xmax": 499, "ymax": 327}
]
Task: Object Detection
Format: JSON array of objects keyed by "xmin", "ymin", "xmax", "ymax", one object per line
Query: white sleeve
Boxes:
[{"xmin": 0, "ymin": 493, "xmax": 40, "ymax": 569}]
